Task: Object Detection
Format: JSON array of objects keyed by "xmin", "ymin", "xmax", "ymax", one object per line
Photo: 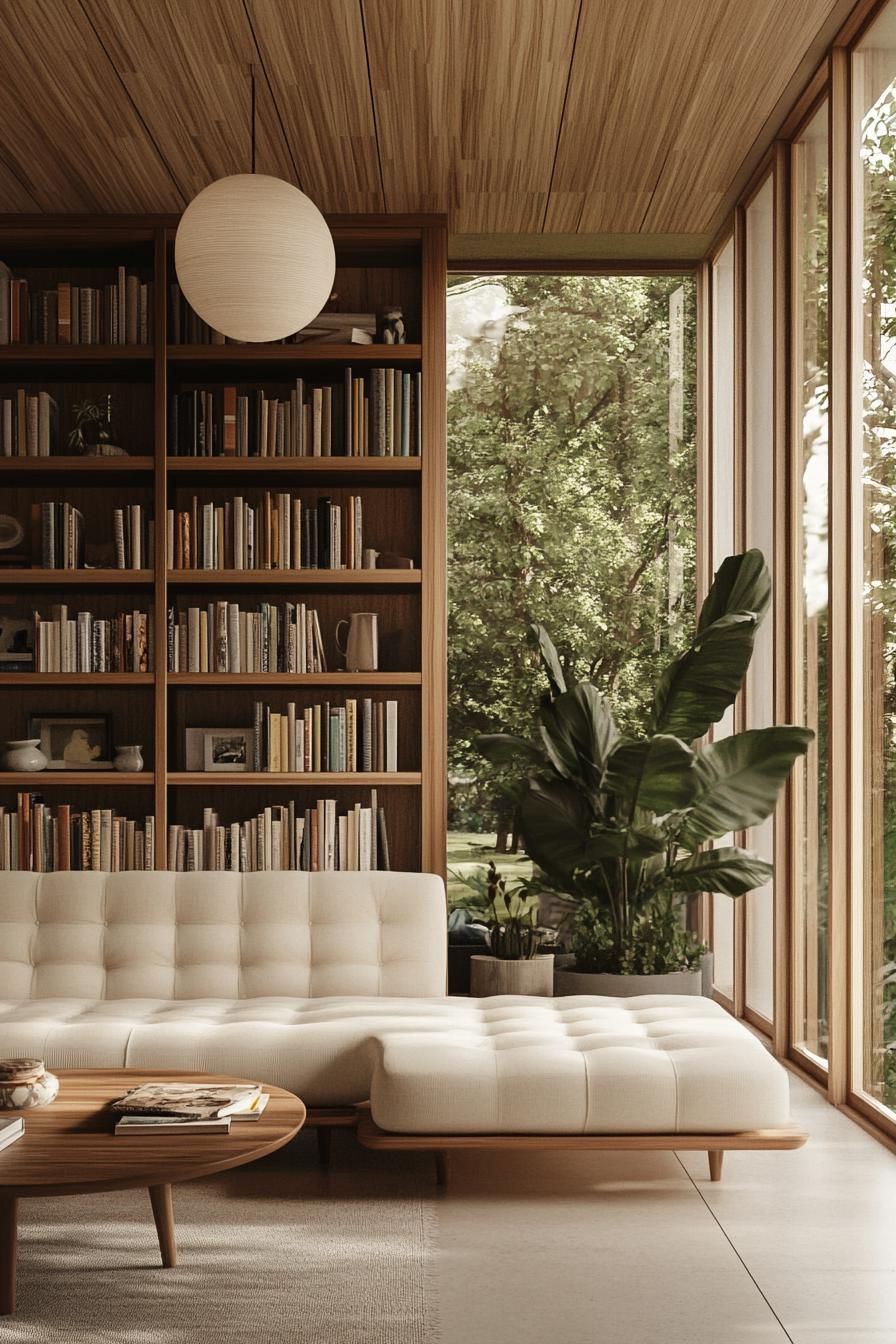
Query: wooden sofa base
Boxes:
[{"xmin": 355, "ymin": 1112, "xmax": 808, "ymax": 1185}]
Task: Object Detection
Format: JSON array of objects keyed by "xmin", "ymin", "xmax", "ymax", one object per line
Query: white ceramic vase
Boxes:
[
  {"xmin": 113, "ymin": 745, "xmax": 144, "ymax": 772},
  {"xmin": 2, "ymin": 738, "xmax": 48, "ymax": 772}
]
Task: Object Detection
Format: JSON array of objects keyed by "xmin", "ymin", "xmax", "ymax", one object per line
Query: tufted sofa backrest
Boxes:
[{"xmin": 0, "ymin": 870, "xmax": 447, "ymax": 1000}]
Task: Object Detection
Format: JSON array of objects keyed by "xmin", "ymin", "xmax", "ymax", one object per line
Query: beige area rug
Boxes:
[{"xmin": 4, "ymin": 1137, "xmax": 439, "ymax": 1344}]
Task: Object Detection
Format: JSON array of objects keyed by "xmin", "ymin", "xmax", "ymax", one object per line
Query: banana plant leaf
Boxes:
[
  {"xmin": 517, "ymin": 775, "xmax": 594, "ymax": 886},
  {"xmin": 651, "ymin": 612, "xmax": 761, "ymax": 742},
  {"xmin": 585, "ymin": 821, "xmax": 668, "ymax": 861},
  {"xmin": 697, "ymin": 548, "xmax": 771, "ymax": 633},
  {"xmin": 528, "ymin": 622, "xmax": 566, "ymax": 697},
  {"xmin": 679, "ymin": 725, "xmax": 815, "ymax": 846},
  {"xmin": 539, "ymin": 682, "xmax": 619, "ymax": 787},
  {"xmin": 667, "ymin": 846, "xmax": 773, "ymax": 895},
  {"xmin": 602, "ymin": 734, "xmax": 699, "ymax": 814}
]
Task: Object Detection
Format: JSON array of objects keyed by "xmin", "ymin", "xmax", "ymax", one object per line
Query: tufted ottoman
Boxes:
[{"xmin": 359, "ymin": 995, "xmax": 805, "ymax": 1182}]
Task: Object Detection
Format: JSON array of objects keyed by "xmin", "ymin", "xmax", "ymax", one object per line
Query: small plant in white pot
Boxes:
[
  {"xmin": 476, "ymin": 550, "xmax": 814, "ymax": 997},
  {"xmin": 453, "ymin": 862, "xmax": 554, "ymax": 997}
]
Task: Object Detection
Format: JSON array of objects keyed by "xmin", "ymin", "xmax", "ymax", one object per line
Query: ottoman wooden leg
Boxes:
[
  {"xmin": 0, "ymin": 1197, "xmax": 17, "ymax": 1315},
  {"xmin": 148, "ymin": 1184, "xmax": 177, "ymax": 1267},
  {"xmin": 708, "ymin": 1151, "xmax": 724, "ymax": 1182}
]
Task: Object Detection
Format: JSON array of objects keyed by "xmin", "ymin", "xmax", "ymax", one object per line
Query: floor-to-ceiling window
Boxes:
[
  {"xmin": 709, "ymin": 238, "xmax": 737, "ymax": 1003},
  {"xmin": 744, "ymin": 176, "xmax": 776, "ymax": 1026},
  {"xmin": 792, "ymin": 102, "xmax": 830, "ymax": 1066},
  {"xmin": 854, "ymin": 8, "xmax": 896, "ymax": 1117},
  {"xmin": 446, "ymin": 274, "xmax": 697, "ymax": 895}
]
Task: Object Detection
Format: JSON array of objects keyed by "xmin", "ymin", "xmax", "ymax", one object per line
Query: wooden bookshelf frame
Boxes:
[{"xmin": 0, "ymin": 215, "xmax": 448, "ymax": 878}]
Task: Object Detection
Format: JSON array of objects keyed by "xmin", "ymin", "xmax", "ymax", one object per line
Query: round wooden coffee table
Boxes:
[{"xmin": 0, "ymin": 1067, "xmax": 306, "ymax": 1315}]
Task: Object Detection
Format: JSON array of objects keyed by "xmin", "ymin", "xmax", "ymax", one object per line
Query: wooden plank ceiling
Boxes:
[{"xmin": 0, "ymin": 0, "xmax": 844, "ymax": 255}]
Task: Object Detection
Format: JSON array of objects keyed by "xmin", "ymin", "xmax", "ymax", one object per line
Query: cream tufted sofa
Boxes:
[{"xmin": 0, "ymin": 871, "xmax": 801, "ymax": 1166}]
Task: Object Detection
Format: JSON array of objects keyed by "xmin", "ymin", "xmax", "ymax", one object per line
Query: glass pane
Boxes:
[
  {"xmin": 855, "ymin": 11, "xmax": 896, "ymax": 1113},
  {"xmin": 446, "ymin": 276, "xmax": 697, "ymax": 906},
  {"xmin": 710, "ymin": 238, "xmax": 736, "ymax": 1000},
  {"xmin": 744, "ymin": 177, "xmax": 775, "ymax": 1024},
  {"xmin": 793, "ymin": 104, "xmax": 830, "ymax": 1063}
]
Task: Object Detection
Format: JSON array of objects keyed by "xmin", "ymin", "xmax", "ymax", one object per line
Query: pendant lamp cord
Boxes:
[{"xmin": 250, "ymin": 65, "xmax": 256, "ymax": 174}]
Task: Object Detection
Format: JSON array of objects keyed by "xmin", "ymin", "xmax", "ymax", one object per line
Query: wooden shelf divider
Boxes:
[{"xmin": 0, "ymin": 215, "xmax": 446, "ymax": 874}]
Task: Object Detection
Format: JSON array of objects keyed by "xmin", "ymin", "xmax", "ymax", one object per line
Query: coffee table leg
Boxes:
[
  {"xmin": 0, "ymin": 1197, "xmax": 17, "ymax": 1315},
  {"xmin": 148, "ymin": 1185, "xmax": 177, "ymax": 1268}
]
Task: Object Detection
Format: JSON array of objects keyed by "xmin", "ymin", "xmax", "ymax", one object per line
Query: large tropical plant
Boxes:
[{"xmin": 476, "ymin": 550, "xmax": 813, "ymax": 975}]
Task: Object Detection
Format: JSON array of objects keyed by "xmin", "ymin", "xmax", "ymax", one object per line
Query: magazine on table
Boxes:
[{"xmin": 110, "ymin": 1082, "xmax": 263, "ymax": 1120}]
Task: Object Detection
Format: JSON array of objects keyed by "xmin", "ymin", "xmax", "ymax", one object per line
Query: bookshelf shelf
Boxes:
[
  {"xmin": 166, "ymin": 457, "xmax": 421, "ymax": 478},
  {"xmin": 0, "ymin": 346, "xmax": 153, "ymax": 364},
  {"xmin": 0, "ymin": 673, "xmax": 154, "ymax": 685},
  {"xmin": 0, "ymin": 214, "xmax": 447, "ymax": 874},
  {"xmin": 169, "ymin": 772, "xmax": 421, "ymax": 786},
  {"xmin": 166, "ymin": 569, "xmax": 421, "ymax": 587},
  {"xmin": 168, "ymin": 343, "xmax": 422, "ymax": 364},
  {"xmin": 0, "ymin": 456, "xmax": 155, "ymax": 474},
  {"xmin": 168, "ymin": 672, "xmax": 421, "ymax": 686},
  {"xmin": 1, "ymin": 772, "xmax": 153, "ymax": 786},
  {"xmin": 0, "ymin": 570, "xmax": 154, "ymax": 587}
]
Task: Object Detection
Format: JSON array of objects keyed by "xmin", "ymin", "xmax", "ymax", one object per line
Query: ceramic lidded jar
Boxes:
[{"xmin": 0, "ymin": 1058, "xmax": 60, "ymax": 1110}]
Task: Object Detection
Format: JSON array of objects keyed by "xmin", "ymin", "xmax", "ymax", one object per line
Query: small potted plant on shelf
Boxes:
[
  {"xmin": 452, "ymin": 861, "xmax": 554, "ymax": 997},
  {"xmin": 475, "ymin": 550, "xmax": 814, "ymax": 997}
]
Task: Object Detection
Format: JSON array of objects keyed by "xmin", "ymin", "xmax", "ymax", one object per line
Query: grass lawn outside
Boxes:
[{"xmin": 446, "ymin": 831, "xmax": 534, "ymax": 906}]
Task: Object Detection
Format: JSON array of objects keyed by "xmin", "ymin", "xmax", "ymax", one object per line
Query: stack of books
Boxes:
[
  {"xmin": 0, "ymin": 796, "xmax": 156, "ymax": 872},
  {"xmin": 0, "ymin": 263, "xmax": 152, "ymax": 345},
  {"xmin": 168, "ymin": 369, "xmax": 420, "ymax": 459},
  {"xmin": 0, "ymin": 1116, "xmax": 24, "ymax": 1152},
  {"xmin": 112, "ymin": 1081, "xmax": 268, "ymax": 1136},
  {"xmin": 167, "ymin": 601, "xmax": 326, "ymax": 674},
  {"xmin": 252, "ymin": 697, "xmax": 398, "ymax": 772},
  {"xmin": 33, "ymin": 606, "xmax": 152, "ymax": 672},
  {"xmin": 1, "ymin": 390, "xmax": 59, "ymax": 456},
  {"xmin": 166, "ymin": 493, "xmax": 367, "ymax": 570},
  {"xmin": 167, "ymin": 792, "xmax": 390, "ymax": 871}
]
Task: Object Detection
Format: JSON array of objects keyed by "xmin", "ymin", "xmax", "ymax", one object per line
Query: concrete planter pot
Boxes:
[
  {"xmin": 553, "ymin": 966, "xmax": 703, "ymax": 997},
  {"xmin": 470, "ymin": 954, "xmax": 555, "ymax": 997}
]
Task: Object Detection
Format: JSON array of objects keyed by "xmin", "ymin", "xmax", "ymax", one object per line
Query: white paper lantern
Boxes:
[{"xmin": 174, "ymin": 174, "xmax": 336, "ymax": 343}]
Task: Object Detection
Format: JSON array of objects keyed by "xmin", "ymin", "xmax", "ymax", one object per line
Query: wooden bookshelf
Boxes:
[{"xmin": 0, "ymin": 215, "xmax": 447, "ymax": 875}]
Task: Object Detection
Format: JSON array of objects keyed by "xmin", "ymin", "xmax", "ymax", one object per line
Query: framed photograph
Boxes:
[
  {"xmin": 204, "ymin": 730, "xmax": 251, "ymax": 772},
  {"xmin": 28, "ymin": 713, "xmax": 112, "ymax": 771}
]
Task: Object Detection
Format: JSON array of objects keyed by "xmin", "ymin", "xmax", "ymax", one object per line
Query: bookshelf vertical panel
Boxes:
[
  {"xmin": 420, "ymin": 225, "xmax": 448, "ymax": 879},
  {"xmin": 152, "ymin": 227, "xmax": 168, "ymax": 858}
]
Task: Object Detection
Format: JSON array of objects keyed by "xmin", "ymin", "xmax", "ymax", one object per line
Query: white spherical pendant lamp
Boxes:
[{"xmin": 175, "ymin": 173, "xmax": 335, "ymax": 343}]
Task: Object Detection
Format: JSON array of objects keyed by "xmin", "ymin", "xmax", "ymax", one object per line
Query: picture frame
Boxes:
[
  {"xmin": 28, "ymin": 713, "xmax": 112, "ymax": 771},
  {"xmin": 202, "ymin": 729, "xmax": 252, "ymax": 773}
]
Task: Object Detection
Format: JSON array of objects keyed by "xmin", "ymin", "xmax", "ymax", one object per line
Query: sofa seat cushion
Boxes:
[
  {"xmin": 0, "ymin": 993, "xmax": 791, "ymax": 1126},
  {"xmin": 368, "ymin": 995, "xmax": 792, "ymax": 1134}
]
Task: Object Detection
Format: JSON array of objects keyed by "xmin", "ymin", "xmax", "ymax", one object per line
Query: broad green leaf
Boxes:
[
  {"xmin": 679, "ymin": 726, "xmax": 814, "ymax": 846},
  {"xmin": 697, "ymin": 549, "xmax": 771, "ymax": 633},
  {"xmin": 528, "ymin": 623, "xmax": 566, "ymax": 697},
  {"xmin": 651, "ymin": 613, "xmax": 759, "ymax": 741},
  {"xmin": 586, "ymin": 821, "xmax": 668, "ymax": 861},
  {"xmin": 540, "ymin": 682, "xmax": 619, "ymax": 784},
  {"xmin": 518, "ymin": 775, "xmax": 593, "ymax": 887},
  {"xmin": 603, "ymin": 734, "xmax": 699, "ymax": 814},
  {"xmin": 667, "ymin": 846, "xmax": 773, "ymax": 895},
  {"xmin": 475, "ymin": 733, "xmax": 543, "ymax": 768}
]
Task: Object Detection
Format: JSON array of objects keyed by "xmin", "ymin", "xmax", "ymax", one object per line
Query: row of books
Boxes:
[
  {"xmin": 32, "ymin": 607, "xmax": 152, "ymax": 673},
  {"xmin": 166, "ymin": 493, "xmax": 367, "ymax": 571},
  {"xmin": 33, "ymin": 502, "xmax": 153, "ymax": 569},
  {"xmin": 168, "ymin": 283, "xmax": 376, "ymax": 346},
  {"xmin": 168, "ymin": 601, "xmax": 327, "ymax": 673},
  {"xmin": 252, "ymin": 698, "xmax": 399, "ymax": 773},
  {"xmin": 0, "ymin": 797, "xmax": 155, "ymax": 871},
  {"xmin": 168, "ymin": 368, "xmax": 421, "ymax": 459},
  {"xmin": 1, "ymin": 391, "xmax": 58, "ymax": 457},
  {"xmin": 169, "ymin": 796, "xmax": 391, "ymax": 871},
  {"xmin": 0, "ymin": 264, "xmax": 152, "ymax": 345}
]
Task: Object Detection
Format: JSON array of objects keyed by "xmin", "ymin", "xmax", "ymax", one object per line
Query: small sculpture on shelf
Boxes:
[
  {"xmin": 379, "ymin": 308, "xmax": 406, "ymax": 344},
  {"xmin": 68, "ymin": 395, "xmax": 128, "ymax": 457}
]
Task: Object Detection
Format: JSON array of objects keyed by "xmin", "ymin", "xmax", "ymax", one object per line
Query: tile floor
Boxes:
[{"xmin": 419, "ymin": 1070, "xmax": 895, "ymax": 1344}]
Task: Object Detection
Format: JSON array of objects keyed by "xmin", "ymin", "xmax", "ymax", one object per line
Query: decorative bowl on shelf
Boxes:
[
  {"xmin": 113, "ymin": 745, "xmax": 144, "ymax": 772},
  {"xmin": 2, "ymin": 738, "xmax": 48, "ymax": 772},
  {"xmin": 0, "ymin": 1058, "xmax": 60, "ymax": 1110}
]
